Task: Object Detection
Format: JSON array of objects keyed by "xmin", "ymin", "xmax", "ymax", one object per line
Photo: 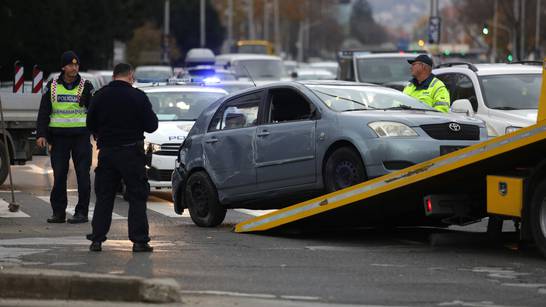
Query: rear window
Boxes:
[{"xmin": 356, "ymin": 57, "xmax": 412, "ymax": 84}]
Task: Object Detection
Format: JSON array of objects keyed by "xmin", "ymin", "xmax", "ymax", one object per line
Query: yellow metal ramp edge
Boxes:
[{"xmin": 235, "ymin": 59, "xmax": 546, "ymax": 233}]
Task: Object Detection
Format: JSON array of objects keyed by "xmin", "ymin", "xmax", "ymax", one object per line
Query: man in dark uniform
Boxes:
[
  {"xmin": 36, "ymin": 50, "xmax": 94, "ymax": 224},
  {"xmin": 86, "ymin": 63, "xmax": 158, "ymax": 252}
]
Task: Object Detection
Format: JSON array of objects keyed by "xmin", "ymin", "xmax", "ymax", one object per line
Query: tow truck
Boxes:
[{"xmin": 236, "ymin": 59, "xmax": 546, "ymax": 258}]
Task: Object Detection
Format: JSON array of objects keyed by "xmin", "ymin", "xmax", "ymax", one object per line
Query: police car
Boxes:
[{"xmin": 141, "ymin": 85, "xmax": 228, "ymax": 190}]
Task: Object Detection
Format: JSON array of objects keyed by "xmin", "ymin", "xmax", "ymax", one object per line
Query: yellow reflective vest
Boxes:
[
  {"xmin": 48, "ymin": 78, "xmax": 87, "ymax": 128},
  {"xmin": 403, "ymin": 75, "xmax": 450, "ymax": 113}
]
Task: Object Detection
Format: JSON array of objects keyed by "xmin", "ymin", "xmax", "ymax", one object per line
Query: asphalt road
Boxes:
[{"xmin": 1, "ymin": 155, "xmax": 546, "ymax": 306}]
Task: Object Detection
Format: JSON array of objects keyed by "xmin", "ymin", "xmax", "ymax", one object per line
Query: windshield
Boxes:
[
  {"xmin": 308, "ymin": 85, "xmax": 436, "ymax": 112},
  {"xmin": 135, "ymin": 69, "xmax": 173, "ymax": 82},
  {"xmin": 146, "ymin": 91, "xmax": 226, "ymax": 121},
  {"xmin": 356, "ymin": 57, "xmax": 412, "ymax": 84},
  {"xmin": 480, "ymin": 74, "xmax": 542, "ymax": 110},
  {"xmin": 233, "ymin": 59, "xmax": 284, "ymax": 80}
]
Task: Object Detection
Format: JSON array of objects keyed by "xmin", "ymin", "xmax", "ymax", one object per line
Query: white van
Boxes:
[{"xmin": 434, "ymin": 63, "xmax": 542, "ymax": 137}]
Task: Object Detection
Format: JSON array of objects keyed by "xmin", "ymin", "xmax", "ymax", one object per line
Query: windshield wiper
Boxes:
[
  {"xmin": 313, "ymin": 89, "xmax": 377, "ymax": 110},
  {"xmin": 491, "ymin": 106, "xmax": 518, "ymax": 110},
  {"xmin": 382, "ymin": 104, "xmax": 439, "ymax": 112}
]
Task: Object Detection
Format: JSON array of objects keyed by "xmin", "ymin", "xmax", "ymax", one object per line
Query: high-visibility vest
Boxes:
[
  {"xmin": 48, "ymin": 78, "xmax": 87, "ymax": 128},
  {"xmin": 403, "ymin": 77, "xmax": 451, "ymax": 113}
]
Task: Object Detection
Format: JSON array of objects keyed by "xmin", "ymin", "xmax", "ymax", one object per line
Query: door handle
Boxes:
[
  {"xmin": 205, "ymin": 137, "xmax": 219, "ymax": 144},
  {"xmin": 257, "ymin": 131, "xmax": 270, "ymax": 137}
]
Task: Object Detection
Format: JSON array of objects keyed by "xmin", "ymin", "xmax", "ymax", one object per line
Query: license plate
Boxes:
[{"xmin": 440, "ymin": 145, "xmax": 467, "ymax": 155}]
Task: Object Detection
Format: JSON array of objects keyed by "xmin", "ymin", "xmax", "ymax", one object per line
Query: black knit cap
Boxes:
[
  {"xmin": 407, "ymin": 54, "xmax": 433, "ymax": 67},
  {"xmin": 60, "ymin": 50, "xmax": 80, "ymax": 68}
]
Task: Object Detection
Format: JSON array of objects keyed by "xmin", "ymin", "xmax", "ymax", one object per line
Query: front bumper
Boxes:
[
  {"xmin": 147, "ymin": 153, "xmax": 177, "ymax": 188},
  {"xmin": 361, "ymin": 137, "xmax": 483, "ymax": 178}
]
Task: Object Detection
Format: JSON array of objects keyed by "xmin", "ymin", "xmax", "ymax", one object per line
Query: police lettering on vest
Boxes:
[{"xmin": 49, "ymin": 78, "xmax": 87, "ymax": 128}]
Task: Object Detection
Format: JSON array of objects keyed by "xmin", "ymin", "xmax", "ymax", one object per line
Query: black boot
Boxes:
[
  {"xmin": 133, "ymin": 243, "xmax": 153, "ymax": 252},
  {"xmin": 67, "ymin": 213, "xmax": 88, "ymax": 224},
  {"xmin": 47, "ymin": 215, "xmax": 66, "ymax": 223}
]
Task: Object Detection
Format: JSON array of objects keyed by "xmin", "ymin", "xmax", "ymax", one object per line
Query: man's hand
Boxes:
[{"xmin": 36, "ymin": 137, "xmax": 47, "ymax": 148}]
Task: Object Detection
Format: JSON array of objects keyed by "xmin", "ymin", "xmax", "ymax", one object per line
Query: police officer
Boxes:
[
  {"xmin": 36, "ymin": 50, "xmax": 94, "ymax": 224},
  {"xmin": 86, "ymin": 63, "xmax": 158, "ymax": 252},
  {"xmin": 403, "ymin": 54, "xmax": 450, "ymax": 113}
]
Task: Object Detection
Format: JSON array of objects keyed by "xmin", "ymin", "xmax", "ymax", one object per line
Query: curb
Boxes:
[{"xmin": 0, "ymin": 268, "xmax": 181, "ymax": 303}]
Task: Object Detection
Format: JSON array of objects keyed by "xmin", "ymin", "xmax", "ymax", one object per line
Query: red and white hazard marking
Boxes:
[
  {"xmin": 13, "ymin": 63, "xmax": 24, "ymax": 93},
  {"xmin": 32, "ymin": 66, "xmax": 43, "ymax": 93}
]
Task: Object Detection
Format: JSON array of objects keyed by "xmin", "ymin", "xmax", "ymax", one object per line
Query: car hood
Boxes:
[
  {"xmin": 339, "ymin": 110, "xmax": 485, "ymax": 127},
  {"xmin": 144, "ymin": 121, "xmax": 195, "ymax": 144},
  {"xmin": 487, "ymin": 109, "xmax": 537, "ymax": 127}
]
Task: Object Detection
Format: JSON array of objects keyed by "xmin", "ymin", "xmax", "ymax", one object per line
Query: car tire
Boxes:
[
  {"xmin": 530, "ymin": 179, "xmax": 546, "ymax": 257},
  {"xmin": 324, "ymin": 147, "xmax": 367, "ymax": 193},
  {"xmin": 185, "ymin": 171, "xmax": 226, "ymax": 227}
]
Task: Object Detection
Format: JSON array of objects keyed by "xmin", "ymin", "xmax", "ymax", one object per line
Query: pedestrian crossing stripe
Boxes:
[
  {"xmin": 37, "ymin": 196, "xmax": 126, "ymax": 220},
  {"xmin": 0, "ymin": 199, "xmax": 30, "ymax": 218}
]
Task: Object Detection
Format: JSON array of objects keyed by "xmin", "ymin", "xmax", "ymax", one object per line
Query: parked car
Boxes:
[
  {"xmin": 308, "ymin": 61, "xmax": 339, "ymax": 76},
  {"xmin": 433, "ymin": 62, "xmax": 543, "ymax": 137},
  {"xmin": 172, "ymin": 81, "xmax": 486, "ymax": 227},
  {"xmin": 291, "ymin": 68, "xmax": 336, "ymax": 80},
  {"xmin": 215, "ymin": 54, "xmax": 285, "ymax": 81},
  {"xmin": 141, "ymin": 85, "xmax": 227, "ymax": 190},
  {"xmin": 134, "ymin": 65, "xmax": 174, "ymax": 83}
]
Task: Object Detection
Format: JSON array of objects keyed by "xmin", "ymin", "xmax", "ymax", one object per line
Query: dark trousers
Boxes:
[
  {"xmin": 50, "ymin": 134, "xmax": 92, "ymax": 217},
  {"xmin": 89, "ymin": 144, "xmax": 150, "ymax": 243}
]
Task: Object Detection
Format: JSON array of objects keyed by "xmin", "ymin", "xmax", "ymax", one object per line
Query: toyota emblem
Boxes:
[{"xmin": 448, "ymin": 123, "xmax": 461, "ymax": 132}]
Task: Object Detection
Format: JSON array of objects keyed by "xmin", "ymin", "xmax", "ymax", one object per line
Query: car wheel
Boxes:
[
  {"xmin": 324, "ymin": 147, "xmax": 367, "ymax": 193},
  {"xmin": 185, "ymin": 171, "xmax": 226, "ymax": 227},
  {"xmin": 530, "ymin": 179, "xmax": 546, "ymax": 257}
]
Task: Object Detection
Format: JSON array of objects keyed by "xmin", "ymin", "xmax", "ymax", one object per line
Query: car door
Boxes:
[
  {"xmin": 203, "ymin": 91, "xmax": 262, "ymax": 196},
  {"xmin": 255, "ymin": 87, "xmax": 318, "ymax": 191}
]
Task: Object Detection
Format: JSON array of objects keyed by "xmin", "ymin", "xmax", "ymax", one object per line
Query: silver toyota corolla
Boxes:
[{"xmin": 172, "ymin": 81, "xmax": 487, "ymax": 227}]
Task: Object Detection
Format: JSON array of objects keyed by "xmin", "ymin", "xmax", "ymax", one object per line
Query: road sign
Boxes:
[{"xmin": 428, "ymin": 17, "xmax": 441, "ymax": 44}]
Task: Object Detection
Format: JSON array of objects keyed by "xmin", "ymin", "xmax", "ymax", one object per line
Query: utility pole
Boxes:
[
  {"xmin": 514, "ymin": 0, "xmax": 520, "ymax": 60},
  {"xmin": 200, "ymin": 0, "xmax": 206, "ymax": 47},
  {"xmin": 263, "ymin": 0, "xmax": 270, "ymax": 41},
  {"xmin": 492, "ymin": 0, "xmax": 498, "ymax": 62},
  {"xmin": 521, "ymin": 0, "xmax": 526, "ymax": 59},
  {"xmin": 537, "ymin": 0, "xmax": 542, "ymax": 58},
  {"xmin": 163, "ymin": 0, "xmax": 170, "ymax": 64},
  {"xmin": 227, "ymin": 0, "xmax": 233, "ymax": 52},
  {"xmin": 247, "ymin": 0, "xmax": 255, "ymax": 39},
  {"xmin": 274, "ymin": 0, "xmax": 281, "ymax": 55}
]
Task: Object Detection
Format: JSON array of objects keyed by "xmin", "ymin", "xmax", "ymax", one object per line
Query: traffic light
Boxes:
[
  {"xmin": 418, "ymin": 39, "xmax": 425, "ymax": 47},
  {"xmin": 507, "ymin": 53, "xmax": 513, "ymax": 62},
  {"xmin": 482, "ymin": 24, "xmax": 489, "ymax": 35}
]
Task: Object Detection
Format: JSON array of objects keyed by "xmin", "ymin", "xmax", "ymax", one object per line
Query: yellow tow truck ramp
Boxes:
[{"xmin": 236, "ymin": 59, "xmax": 546, "ymax": 258}]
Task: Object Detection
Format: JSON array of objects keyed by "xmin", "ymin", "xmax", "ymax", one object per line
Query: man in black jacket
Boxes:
[
  {"xmin": 36, "ymin": 50, "xmax": 94, "ymax": 224},
  {"xmin": 86, "ymin": 63, "xmax": 158, "ymax": 252}
]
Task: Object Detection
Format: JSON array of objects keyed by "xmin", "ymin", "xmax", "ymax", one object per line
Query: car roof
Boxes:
[
  {"xmin": 295, "ymin": 68, "xmax": 335, "ymax": 75},
  {"xmin": 141, "ymin": 85, "xmax": 228, "ymax": 94},
  {"xmin": 215, "ymin": 53, "xmax": 282, "ymax": 61},
  {"xmin": 135, "ymin": 66, "xmax": 173, "ymax": 71},
  {"xmin": 433, "ymin": 63, "xmax": 542, "ymax": 76},
  {"xmin": 354, "ymin": 53, "xmax": 419, "ymax": 59}
]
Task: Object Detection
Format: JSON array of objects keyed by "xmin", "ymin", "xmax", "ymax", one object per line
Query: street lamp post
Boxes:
[{"xmin": 200, "ymin": 0, "xmax": 206, "ymax": 47}]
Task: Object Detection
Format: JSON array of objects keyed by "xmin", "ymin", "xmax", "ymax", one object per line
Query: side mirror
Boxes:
[
  {"xmin": 451, "ymin": 99, "xmax": 474, "ymax": 116},
  {"xmin": 290, "ymin": 71, "xmax": 298, "ymax": 79}
]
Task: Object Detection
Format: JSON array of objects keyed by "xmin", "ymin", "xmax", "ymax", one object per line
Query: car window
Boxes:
[
  {"xmin": 437, "ymin": 73, "xmax": 478, "ymax": 112},
  {"xmin": 308, "ymin": 85, "xmax": 435, "ymax": 111},
  {"xmin": 147, "ymin": 91, "xmax": 226, "ymax": 121},
  {"xmin": 266, "ymin": 88, "xmax": 315, "ymax": 123},
  {"xmin": 209, "ymin": 92, "xmax": 261, "ymax": 131},
  {"xmin": 356, "ymin": 57, "xmax": 412, "ymax": 83},
  {"xmin": 479, "ymin": 74, "xmax": 541, "ymax": 110}
]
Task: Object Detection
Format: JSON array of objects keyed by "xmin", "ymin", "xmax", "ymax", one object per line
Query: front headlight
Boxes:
[
  {"xmin": 368, "ymin": 121, "xmax": 418, "ymax": 137},
  {"xmin": 144, "ymin": 142, "xmax": 161, "ymax": 153},
  {"xmin": 505, "ymin": 126, "xmax": 522, "ymax": 134}
]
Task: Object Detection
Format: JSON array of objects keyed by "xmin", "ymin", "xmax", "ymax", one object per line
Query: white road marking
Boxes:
[
  {"xmin": 235, "ymin": 209, "xmax": 276, "ymax": 217},
  {"xmin": 16, "ymin": 164, "xmax": 53, "ymax": 174},
  {"xmin": 147, "ymin": 201, "xmax": 189, "ymax": 217},
  {"xmin": 501, "ymin": 283, "xmax": 546, "ymax": 288},
  {"xmin": 37, "ymin": 196, "xmax": 126, "ymax": 220},
  {"xmin": 0, "ymin": 199, "xmax": 29, "ymax": 217}
]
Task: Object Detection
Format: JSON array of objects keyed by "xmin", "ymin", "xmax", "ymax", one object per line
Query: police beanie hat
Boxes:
[
  {"xmin": 60, "ymin": 50, "xmax": 80, "ymax": 68},
  {"xmin": 407, "ymin": 54, "xmax": 433, "ymax": 67}
]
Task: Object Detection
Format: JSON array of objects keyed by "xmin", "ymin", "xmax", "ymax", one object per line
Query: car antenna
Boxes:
[{"xmin": 240, "ymin": 64, "xmax": 257, "ymax": 87}]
